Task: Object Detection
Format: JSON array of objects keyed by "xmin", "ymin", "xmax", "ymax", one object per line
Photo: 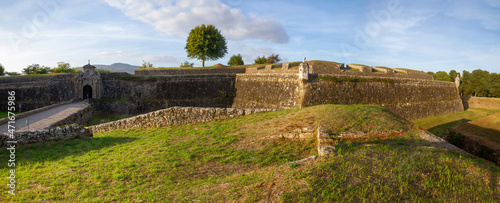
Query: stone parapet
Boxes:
[
  {"xmin": 88, "ymin": 107, "xmax": 276, "ymax": 133},
  {"xmin": 0, "ymin": 100, "xmax": 74, "ymax": 125},
  {"xmin": 1, "ymin": 124, "xmax": 92, "ymax": 147}
]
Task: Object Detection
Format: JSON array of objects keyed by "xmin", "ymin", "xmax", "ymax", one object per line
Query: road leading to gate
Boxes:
[{"xmin": 0, "ymin": 102, "xmax": 86, "ymax": 134}]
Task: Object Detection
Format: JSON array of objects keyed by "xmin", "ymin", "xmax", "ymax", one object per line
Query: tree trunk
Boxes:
[{"xmin": 202, "ymin": 60, "xmax": 205, "ymax": 68}]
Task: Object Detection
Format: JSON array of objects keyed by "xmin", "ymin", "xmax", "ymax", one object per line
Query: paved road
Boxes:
[{"xmin": 0, "ymin": 102, "xmax": 86, "ymax": 134}]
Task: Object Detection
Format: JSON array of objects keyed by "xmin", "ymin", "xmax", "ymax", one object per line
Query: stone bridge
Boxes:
[{"xmin": 0, "ymin": 101, "xmax": 91, "ymax": 134}]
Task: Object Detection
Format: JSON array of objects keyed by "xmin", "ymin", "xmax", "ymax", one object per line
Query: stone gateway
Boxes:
[{"xmin": 74, "ymin": 63, "xmax": 102, "ymax": 100}]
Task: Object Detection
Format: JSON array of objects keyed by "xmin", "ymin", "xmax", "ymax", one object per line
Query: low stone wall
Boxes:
[
  {"xmin": 1, "ymin": 124, "xmax": 93, "ymax": 147},
  {"xmin": 50, "ymin": 102, "xmax": 93, "ymax": 127},
  {"xmin": 309, "ymin": 64, "xmax": 434, "ymax": 81},
  {"xmin": 89, "ymin": 106, "xmax": 276, "ymax": 133},
  {"xmin": 0, "ymin": 100, "xmax": 74, "ymax": 125},
  {"xmin": 135, "ymin": 68, "xmax": 246, "ymax": 76},
  {"xmin": 444, "ymin": 129, "xmax": 500, "ymax": 165},
  {"xmin": 245, "ymin": 62, "xmax": 301, "ymax": 74}
]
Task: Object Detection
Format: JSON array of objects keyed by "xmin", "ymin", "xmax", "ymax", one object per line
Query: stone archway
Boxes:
[
  {"xmin": 83, "ymin": 85, "xmax": 92, "ymax": 99},
  {"xmin": 74, "ymin": 63, "xmax": 102, "ymax": 100}
]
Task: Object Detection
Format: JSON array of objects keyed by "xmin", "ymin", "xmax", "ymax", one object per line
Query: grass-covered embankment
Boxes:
[{"xmin": 412, "ymin": 108, "xmax": 500, "ymax": 137}]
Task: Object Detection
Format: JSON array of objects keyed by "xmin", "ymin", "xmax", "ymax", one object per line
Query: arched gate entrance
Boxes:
[{"xmin": 83, "ymin": 85, "xmax": 92, "ymax": 99}]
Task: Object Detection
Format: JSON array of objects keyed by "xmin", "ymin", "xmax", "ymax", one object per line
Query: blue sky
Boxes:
[{"xmin": 1, "ymin": 0, "xmax": 499, "ymax": 74}]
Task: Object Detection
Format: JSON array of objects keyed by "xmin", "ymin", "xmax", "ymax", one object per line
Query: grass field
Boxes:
[
  {"xmin": 451, "ymin": 112, "xmax": 500, "ymax": 149},
  {"xmin": 0, "ymin": 111, "xmax": 8, "ymax": 119},
  {"xmin": 1, "ymin": 105, "xmax": 499, "ymax": 201},
  {"xmin": 412, "ymin": 108, "xmax": 500, "ymax": 137}
]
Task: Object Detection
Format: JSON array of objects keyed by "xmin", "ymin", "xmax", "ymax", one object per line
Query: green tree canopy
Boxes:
[
  {"xmin": 228, "ymin": 54, "xmax": 244, "ymax": 66},
  {"xmin": 0, "ymin": 63, "xmax": 4, "ymax": 76},
  {"xmin": 23, "ymin": 64, "xmax": 51, "ymax": 75},
  {"xmin": 435, "ymin": 71, "xmax": 452, "ymax": 82},
  {"xmin": 254, "ymin": 54, "xmax": 282, "ymax": 64},
  {"xmin": 138, "ymin": 61, "xmax": 154, "ymax": 69},
  {"xmin": 185, "ymin": 24, "xmax": 228, "ymax": 67},
  {"xmin": 449, "ymin": 70, "xmax": 459, "ymax": 80},
  {"xmin": 459, "ymin": 69, "xmax": 500, "ymax": 97},
  {"xmin": 180, "ymin": 60, "xmax": 194, "ymax": 68},
  {"xmin": 52, "ymin": 62, "xmax": 74, "ymax": 73}
]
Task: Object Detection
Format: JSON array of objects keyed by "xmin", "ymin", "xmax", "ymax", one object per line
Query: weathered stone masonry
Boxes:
[
  {"xmin": 89, "ymin": 106, "xmax": 276, "ymax": 133},
  {"xmin": 1, "ymin": 125, "xmax": 92, "ymax": 147},
  {"xmin": 1, "ymin": 62, "xmax": 464, "ymax": 121}
]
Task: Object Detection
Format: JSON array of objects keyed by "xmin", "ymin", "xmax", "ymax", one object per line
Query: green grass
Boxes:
[
  {"xmin": 0, "ymin": 111, "xmax": 8, "ymax": 119},
  {"xmin": 86, "ymin": 115, "xmax": 129, "ymax": 126},
  {"xmin": 1, "ymin": 104, "xmax": 499, "ymax": 202},
  {"xmin": 281, "ymin": 135, "xmax": 500, "ymax": 202},
  {"xmin": 412, "ymin": 108, "xmax": 500, "ymax": 137}
]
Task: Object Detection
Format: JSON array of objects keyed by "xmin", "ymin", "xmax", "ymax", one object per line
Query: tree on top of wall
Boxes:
[
  {"xmin": 185, "ymin": 24, "xmax": 228, "ymax": 68},
  {"xmin": 52, "ymin": 62, "xmax": 74, "ymax": 73},
  {"xmin": 434, "ymin": 71, "xmax": 452, "ymax": 82},
  {"xmin": 0, "ymin": 63, "xmax": 4, "ymax": 76},
  {"xmin": 228, "ymin": 54, "xmax": 244, "ymax": 66},
  {"xmin": 23, "ymin": 64, "xmax": 51, "ymax": 75}
]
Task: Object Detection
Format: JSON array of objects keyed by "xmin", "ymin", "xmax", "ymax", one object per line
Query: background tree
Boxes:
[
  {"xmin": 266, "ymin": 53, "xmax": 281, "ymax": 64},
  {"xmin": 228, "ymin": 54, "xmax": 244, "ymax": 66},
  {"xmin": 449, "ymin": 70, "xmax": 459, "ymax": 80},
  {"xmin": 254, "ymin": 54, "xmax": 282, "ymax": 64},
  {"xmin": 254, "ymin": 56, "xmax": 267, "ymax": 64},
  {"xmin": 23, "ymin": 64, "xmax": 51, "ymax": 75},
  {"xmin": 459, "ymin": 70, "xmax": 471, "ymax": 96},
  {"xmin": 52, "ymin": 62, "xmax": 74, "ymax": 73},
  {"xmin": 0, "ymin": 63, "xmax": 4, "ymax": 76},
  {"xmin": 185, "ymin": 24, "xmax": 228, "ymax": 67},
  {"xmin": 427, "ymin": 71, "xmax": 436, "ymax": 80},
  {"xmin": 180, "ymin": 60, "xmax": 194, "ymax": 67},
  {"xmin": 5, "ymin": 72, "xmax": 20, "ymax": 76},
  {"xmin": 138, "ymin": 61, "xmax": 154, "ymax": 69},
  {"xmin": 434, "ymin": 71, "xmax": 452, "ymax": 82}
]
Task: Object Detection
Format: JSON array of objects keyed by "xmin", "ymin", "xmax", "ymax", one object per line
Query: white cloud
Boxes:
[
  {"xmin": 103, "ymin": 0, "xmax": 289, "ymax": 43},
  {"xmin": 445, "ymin": 1, "xmax": 500, "ymax": 31}
]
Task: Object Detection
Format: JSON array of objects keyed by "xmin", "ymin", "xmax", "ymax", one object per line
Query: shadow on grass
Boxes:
[
  {"xmin": 427, "ymin": 118, "xmax": 471, "ymax": 137},
  {"xmin": 0, "ymin": 136, "xmax": 138, "ymax": 168}
]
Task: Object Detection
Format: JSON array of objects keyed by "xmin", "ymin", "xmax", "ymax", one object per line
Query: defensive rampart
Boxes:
[
  {"xmin": 135, "ymin": 68, "xmax": 246, "ymax": 76},
  {"xmin": 0, "ymin": 62, "xmax": 463, "ymax": 120},
  {"xmin": 462, "ymin": 96, "xmax": 500, "ymax": 109},
  {"xmin": 92, "ymin": 74, "xmax": 237, "ymax": 115},
  {"xmin": 1, "ymin": 124, "xmax": 92, "ymax": 147},
  {"xmin": 0, "ymin": 74, "xmax": 75, "ymax": 111}
]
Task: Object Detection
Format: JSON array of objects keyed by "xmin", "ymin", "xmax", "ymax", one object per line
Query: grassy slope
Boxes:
[
  {"xmin": 1, "ymin": 105, "xmax": 499, "ymax": 202},
  {"xmin": 451, "ymin": 112, "xmax": 500, "ymax": 149},
  {"xmin": 0, "ymin": 111, "xmax": 8, "ymax": 119},
  {"xmin": 412, "ymin": 108, "xmax": 500, "ymax": 137}
]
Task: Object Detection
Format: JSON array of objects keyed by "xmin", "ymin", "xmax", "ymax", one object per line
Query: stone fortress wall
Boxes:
[
  {"xmin": 0, "ymin": 61, "xmax": 464, "ymax": 121},
  {"xmin": 0, "ymin": 74, "xmax": 75, "ymax": 111}
]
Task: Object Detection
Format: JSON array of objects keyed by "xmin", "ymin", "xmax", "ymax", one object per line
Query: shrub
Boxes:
[
  {"xmin": 228, "ymin": 54, "xmax": 244, "ymax": 66},
  {"xmin": 254, "ymin": 53, "xmax": 282, "ymax": 64},
  {"xmin": 139, "ymin": 61, "xmax": 154, "ymax": 69},
  {"xmin": 180, "ymin": 61, "xmax": 194, "ymax": 67}
]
